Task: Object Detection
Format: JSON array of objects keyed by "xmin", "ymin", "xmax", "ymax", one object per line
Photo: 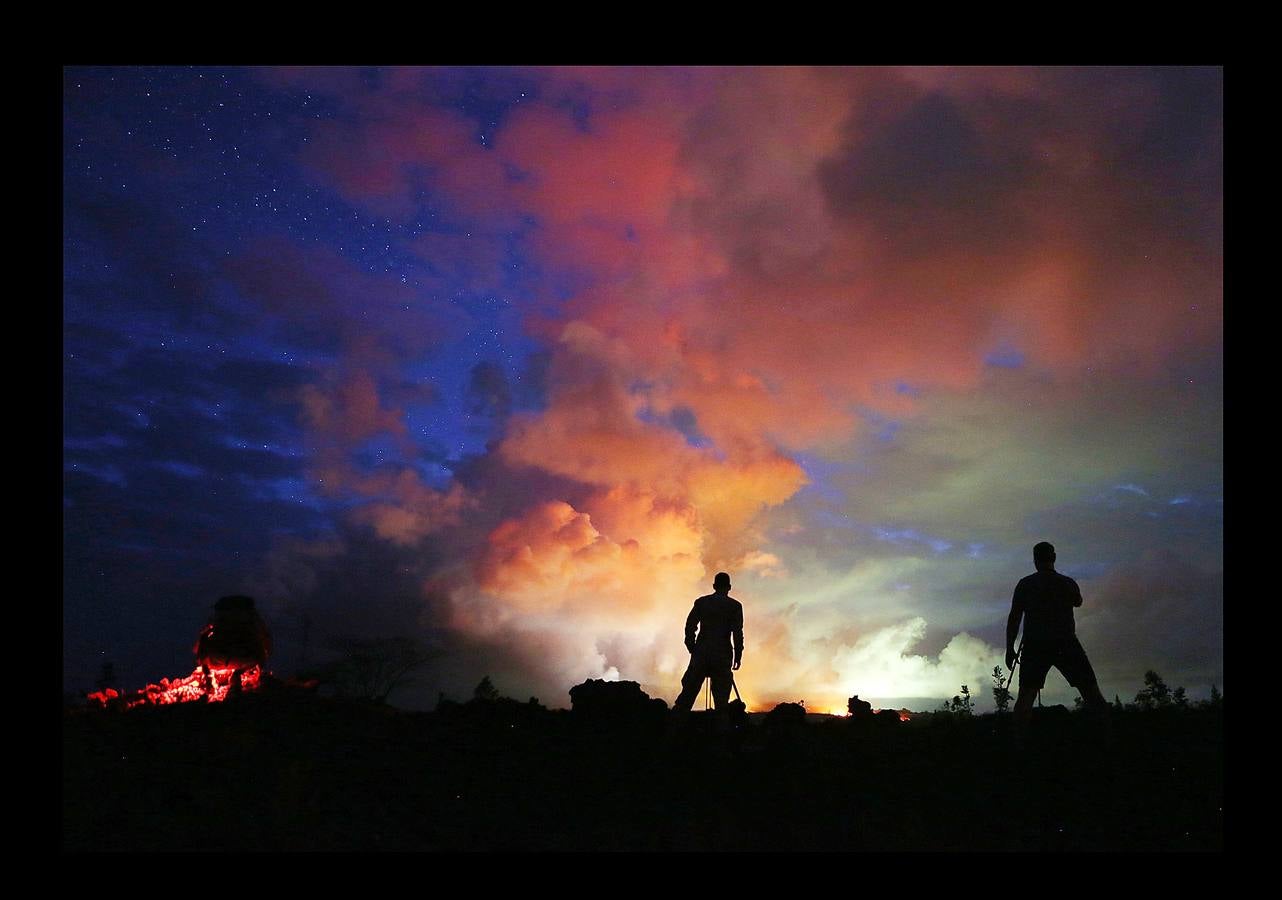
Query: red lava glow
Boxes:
[
  {"xmin": 871, "ymin": 707, "xmax": 913, "ymax": 723},
  {"xmin": 88, "ymin": 665, "xmax": 263, "ymax": 710}
]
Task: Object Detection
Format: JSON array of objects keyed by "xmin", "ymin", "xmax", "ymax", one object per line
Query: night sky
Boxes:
[{"xmin": 63, "ymin": 66, "xmax": 1222, "ymax": 712}]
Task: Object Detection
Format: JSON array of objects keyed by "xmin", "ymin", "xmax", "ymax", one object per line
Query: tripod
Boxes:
[{"xmin": 702, "ymin": 673, "xmax": 743, "ymax": 710}]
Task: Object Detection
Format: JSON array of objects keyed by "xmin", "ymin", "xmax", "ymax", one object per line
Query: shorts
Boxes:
[{"xmin": 1018, "ymin": 636, "xmax": 1099, "ymax": 693}]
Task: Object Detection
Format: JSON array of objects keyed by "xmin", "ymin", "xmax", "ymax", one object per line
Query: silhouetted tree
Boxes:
[
  {"xmin": 474, "ymin": 675, "xmax": 500, "ymax": 702},
  {"xmin": 313, "ymin": 636, "xmax": 431, "ymax": 703},
  {"xmin": 991, "ymin": 666, "xmax": 1011, "ymax": 714},
  {"xmin": 1173, "ymin": 686, "xmax": 1188, "ymax": 708},
  {"xmin": 1209, "ymin": 684, "xmax": 1222, "ymax": 707},
  {"xmin": 1113, "ymin": 694, "xmax": 1124, "ymax": 711},
  {"xmin": 1135, "ymin": 670, "xmax": 1173, "ymax": 709}
]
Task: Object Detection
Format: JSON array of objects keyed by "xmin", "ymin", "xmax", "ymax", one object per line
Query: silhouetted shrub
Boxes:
[
  {"xmin": 435, "ymin": 683, "xmax": 551, "ymax": 731},
  {"xmin": 940, "ymin": 684, "xmax": 974, "ymax": 716}
]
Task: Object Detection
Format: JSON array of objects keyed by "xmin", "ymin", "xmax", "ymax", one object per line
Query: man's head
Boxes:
[
  {"xmin": 713, "ymin": 572, "xmax": 731, "ymax": 593},
  {"xmin": 1033, "ymin": 542, "xmax": 1056, "ymax": 571}
]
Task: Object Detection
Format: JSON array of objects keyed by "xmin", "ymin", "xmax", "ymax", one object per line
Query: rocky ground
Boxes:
[{"xmin": 63, "ymin": 691, "xmax": 1222, "ymax": 851}]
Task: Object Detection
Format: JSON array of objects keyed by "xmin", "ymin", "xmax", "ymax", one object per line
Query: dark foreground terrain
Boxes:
[{"xmin": 63, "ymin": 692, "xmax": 1222, "ymax": 851}]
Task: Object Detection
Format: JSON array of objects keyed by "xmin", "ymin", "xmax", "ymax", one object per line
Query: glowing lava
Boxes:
[{"xmin": 88, "ymin": 665, "xmax": 263, "ymax": 709}]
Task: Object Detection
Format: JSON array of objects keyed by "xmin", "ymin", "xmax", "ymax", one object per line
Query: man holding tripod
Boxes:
[
  {"xmin": 1006, "ymin": 542, "xmax": 1108, "ymax": 727},
  {"xmin": 673, "ymin": 572, "xmax": 743, "ymax": 713}
]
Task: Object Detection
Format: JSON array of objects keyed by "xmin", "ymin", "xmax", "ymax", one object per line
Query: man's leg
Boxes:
[
  {"xmin": 709, "ymin": 667, "xmax": 733, "ymax": 733},
  {"xmin": 1061, "ymin": 637, "xmax": 1108, "ymax": 709},
  {"xmin": 673, "ymin": 657, "xmax": 707, "ymax": 712},
  {"xmin": 1013, "ymin": 686, "xmax": 1037, "ymax": 727},
  {"xmin": 710, "ymin": 667, "xmax": 733, "ymax": 709},
  {"xmin": 1078, "ymin": 677, "xmax": 1107, "ymax": 709},
  {"xmin": 1060, "ymin": 639, "xmax": 1114, "ymax": 755},
  {"xmin": 1013, "ymin": 646, "xmax": 1050, "ymax": 745}
]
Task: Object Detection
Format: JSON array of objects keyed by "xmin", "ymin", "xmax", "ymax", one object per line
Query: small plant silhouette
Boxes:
[
  {"xmin": 991, "ymin": 666, "xmax": 1011, "ymax": 714},
  {"xmin": 941, "ymin": 684, "xmax": 974, "ymax": 716}
]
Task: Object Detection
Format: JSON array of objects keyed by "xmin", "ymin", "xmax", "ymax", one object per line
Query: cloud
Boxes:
[
  {"xmin": 466, "ymin": 361, "xmax": 513, "ymax": 421},
  {"xmin": 295, "ymin": 369, "xmax": 470, "ymax": 549},
  {"xmin": 1077, "ymin": 549, "xmax": 1223, "ymax": 693},
  {"xmin": 300, "ymin": 370, "xmax": 406, "ymax": 448},
  {"xmin": 225, "ymin": 237, "xmax": 469, "ymax": 357},
  {"xmin": 829, "ymin": 618, "xmax": 1001, "ymax": 702},
  {"xmin": 410, "ymin": 231, "xmax": 510, "ymax": 295},
  {"xmin": 230, "ymin": 67, "xmax": 1221, "ymax": 709}
]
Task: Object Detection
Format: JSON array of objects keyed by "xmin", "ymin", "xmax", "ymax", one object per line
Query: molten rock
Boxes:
[{"xmin": 88, "ymin": 665, "xmax": 264, "ymax": 710}]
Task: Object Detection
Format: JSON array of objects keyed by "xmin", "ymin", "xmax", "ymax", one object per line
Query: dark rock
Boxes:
[
  {"xmin": 764, "ymin": 701, "xmax": 807, "ymax": 731},
  {"xmin": 568, "ymin": 678, "xmax": 667, "ymax": 728}
]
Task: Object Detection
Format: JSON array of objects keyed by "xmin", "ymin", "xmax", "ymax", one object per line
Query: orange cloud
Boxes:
[
  {"xmin": 271, "ymin": 67, "xmax": 1220, "ymax": 707},
  {"xmin": 299, "ymin": 371, "xmax": 405, "ymax": 448}
]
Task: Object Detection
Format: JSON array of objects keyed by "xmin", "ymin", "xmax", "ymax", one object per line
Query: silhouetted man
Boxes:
[
  {"xmin": 1006, "ymin": 543, "xmax": 1107, "ymax": 727},
  {"xmin": 673, "ymin": 572, "xmax": 743, "ymax": 712}
]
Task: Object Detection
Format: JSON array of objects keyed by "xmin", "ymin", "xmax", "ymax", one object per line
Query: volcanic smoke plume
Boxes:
[{"xmin": 64, "ymin": 67, "xmax": 1222, "ymax": 712}]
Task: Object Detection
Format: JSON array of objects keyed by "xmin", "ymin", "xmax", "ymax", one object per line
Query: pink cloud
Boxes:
[{"xmin": 261, "ymin": 67, "xmax": 1220, "ymax": 706}]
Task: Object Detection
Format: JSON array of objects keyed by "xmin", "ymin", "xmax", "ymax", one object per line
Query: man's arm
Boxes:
[
  {"xmin": 732, "ymin": 603, "xmax": 744, "ymax": 671},
  {"xmin": 1005, "ymin": 586, "xmax": 1024, "ymax": 670},
  {"xmin": 1070, "ymin": 578, "xmax": 1083, "ymax": 608},
  {"xmin": 684, "ymin": 600, "xmax": 700, "ymax": 653}
]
